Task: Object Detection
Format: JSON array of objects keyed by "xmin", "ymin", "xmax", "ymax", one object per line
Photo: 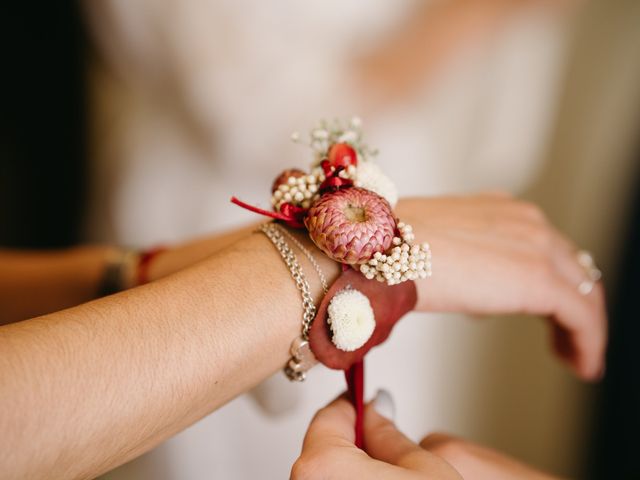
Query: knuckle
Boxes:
[
  {"xmin": 289, "ymin": 459, "xmax": 309, "ymax": 480},
  {"xmin": 290, "ymin": 455, "xmax": 324, "ymax": 480},
  {"xmin": 375, "ymin": 422, "xmax": 404, "ymax": 443},
  {"xmin": 530, "ymin": 227, "xmax": 553, "ymax": 250},
  {"xmin": 516, "ymin": 222, "xmax": 554, "ymax": 250},
  {"xmin": 419, "ymin": 432, "xmax": 453, "ymax": 449},
  {"xmin": 528, "ymin": 253, "xmax": 555, "ymax": 284},
  {"xmin": 516, "ymin": 201, "xmax": 547, "ymax": 223},
  {"xmin": 420, "ymin": 432, "xmax": 469, "ymax": 463}
]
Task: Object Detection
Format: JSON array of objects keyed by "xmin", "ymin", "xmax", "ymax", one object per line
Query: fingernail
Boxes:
[{"xmin": 373, "ymin": 389, "xmax": 395, "ymax": 422}]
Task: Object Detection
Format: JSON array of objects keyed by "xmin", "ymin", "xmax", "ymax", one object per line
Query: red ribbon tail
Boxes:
[
  {"xmin": 344, "ymin": 359, "xmax": 365, "ymax": 449},
  {"xmin": 230, "ymin": 197, "xmax": 289, "ymax": 221},
  {"xmin": 230, "ymin": 197, "xmax": 306, "ymax": 229}
]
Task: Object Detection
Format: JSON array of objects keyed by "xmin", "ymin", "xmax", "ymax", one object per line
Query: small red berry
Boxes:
[
  {"xmin": 271, "ymin": 168, "xmax": 306, "ymax": 193},
  {"xmin": 328, "ymin": 143, "xmax": 358, "ymax": 168}
]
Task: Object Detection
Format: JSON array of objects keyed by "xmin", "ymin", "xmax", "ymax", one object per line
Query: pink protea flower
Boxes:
[{"xmin": 305, "ymin": 187, "xmax": 396, "ymax": 264}]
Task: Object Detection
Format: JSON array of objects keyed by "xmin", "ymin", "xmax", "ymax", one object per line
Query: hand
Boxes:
[
  {"xmin": 292, "ymin": 392, "xmax": 563, "ymax": 480},
  {"xmin": 292, "ymin": 393, "xmax": 461, "ymax": 480},
  {"xmin": 396, "ymin": 194, "xmax": 607, "ymax": 380}
]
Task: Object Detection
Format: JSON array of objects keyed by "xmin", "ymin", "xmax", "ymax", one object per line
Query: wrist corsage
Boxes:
[{"xmin": 232, "ymin": 117, "xmax": 431, "ymax": 447}]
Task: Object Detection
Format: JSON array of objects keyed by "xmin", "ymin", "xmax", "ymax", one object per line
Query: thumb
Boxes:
[
  {"xmin": 364, "ymin": 390, "xmax": 426, "ymax": 467},
  {"xmin": 365, "ymin": 390, "xmax": 463, "ymax": 478},
  {"xmin": 302, "ymin": 394, "xmax": 356, "ymax": 453}
]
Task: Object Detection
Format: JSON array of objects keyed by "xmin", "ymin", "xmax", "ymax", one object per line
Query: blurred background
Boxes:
[{"xmin": 2, "ymin": 0, "xmax": 639, "ymax": 478}]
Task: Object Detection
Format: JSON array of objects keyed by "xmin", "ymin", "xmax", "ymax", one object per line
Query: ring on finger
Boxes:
[{"xmin": 576, "ymin": 250, "xmax": 602, "ymax": 295}]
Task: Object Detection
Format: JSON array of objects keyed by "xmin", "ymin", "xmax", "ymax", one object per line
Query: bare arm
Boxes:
[
  {"xmin": 0, "ymin": 224, "xmax": 258, "ymax": 325},
  {"xmin": 0, "ymin": 230, "xmax": 340, "ymax": 480},
  {"xmin": 0, "ymin": 195, "xmax": 607, "ymax": 479},
  {"xmin": 0, "ymin": 246, "xmax": 115, "ymax": 324}
]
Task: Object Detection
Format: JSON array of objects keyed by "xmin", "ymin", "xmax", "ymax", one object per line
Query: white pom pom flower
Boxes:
[
  {"xmin": 327, "ymin": 289, "xmax": 376, "ymax": 352},
  {"xmin": 354, "ymin": 162, "xmax": 398, "ymax": 207}
]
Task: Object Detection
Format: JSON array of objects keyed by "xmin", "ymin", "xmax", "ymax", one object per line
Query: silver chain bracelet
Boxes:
[
  {"xmin": 272, "ymin": 223, "xmax": 329, "ymax": 295},
  {"xmin": 259, "ymin": 223, "xmax": 320, "ymax": 381}
]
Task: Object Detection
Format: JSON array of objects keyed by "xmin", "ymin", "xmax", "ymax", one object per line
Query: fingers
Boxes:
[
  {"xmin": 526, "ymin": 227, "xmax": 607, "ymax": 379},
  {"xmin": 508, "ymin": 203, "xmax": 607, "ymax": 379},
  {"xmin": 548, "ymin": 234, "xmax": 608, "ymax": 376},
  {"xmin": 364, "ymin": 401, "xmax": 424, "ymax": 466},
  {"xmin": 548, "ymin": 280, "xmax": 607, "ymax": 380},
  {"xmin": 294, "ymin": 394, "xmax": 447, "ymax": 480},
  {"xmin": 301, "ymin": 394, "xmax": 357, "ymax": 452},
  {"xmin": 296, "ymin": 391, "xmax": 562, "ymax": 480},
  {"xmin": 407, "ymin": 194, "xmax": 608, "ymax": 380},
  {"xmin": 529, "ymin": 257, "xmax": 607, "ymax": 380},
  {"xmin": 293, "ymin": 395, "xmax": 373, "ymax": 480},
  {"xmin": 471, "ymin": 199, "xmax": 608, "ymax": 380},
  {"xmin": 420, "ymin": 433, "xmax": 560, "ymax": 480},
  {"xmin": 364, "ymin": 396, "xmax": 463, "ymax": 478}
]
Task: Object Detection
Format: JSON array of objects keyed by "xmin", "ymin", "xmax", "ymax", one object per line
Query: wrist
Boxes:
[
  {"xmin": 280, "ymin": 225, "xmax": 342, "ymax": 303},
  {"xmin": 96, "ymin": 246, "xmax": 140, "ymax": 295},
  {"xmin": 394, "ymin": 198, "xmax": 433, "ymax": 312},
  {"xmin": 231, "ymin": 119, "xmax": 429, "ymax": 381}
]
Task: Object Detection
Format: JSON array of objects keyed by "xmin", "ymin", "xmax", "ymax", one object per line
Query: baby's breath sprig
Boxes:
[{"xmin": 291, "ymin": 116, "xmax": 378, "ymax": 167}]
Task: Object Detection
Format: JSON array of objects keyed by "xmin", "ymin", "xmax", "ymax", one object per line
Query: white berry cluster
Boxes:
[
  {"xmin": 359, "ymin": 222, "xmax": 432, "ymax": 286},
  {"xmin": 271, "ymin": 174, "xmax": 322, "ymax": 210}
]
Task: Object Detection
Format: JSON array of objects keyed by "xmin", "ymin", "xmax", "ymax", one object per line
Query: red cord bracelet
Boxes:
[{"xmin": 136, "ymin": 247, "xmax": 166, "ymax": 286}]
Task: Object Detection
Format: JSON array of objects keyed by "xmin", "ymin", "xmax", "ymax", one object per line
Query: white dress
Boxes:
[{"xmin": 84, "ymin": 1, "xmax": 571, "ymax": 478}]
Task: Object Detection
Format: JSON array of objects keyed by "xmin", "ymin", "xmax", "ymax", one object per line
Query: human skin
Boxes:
[
  {"xmin": 293, "ymin": 394, "xmax": 563, "ymax": 480},
  {"xmin": 0, "ymin": 224, "xmax": 259, "ymax": 325},
  {"xmin": 0, "ymin": 194, "xmax": 606, "ymax": 479},
  {"xmin": 397, "ymin": 194, "xmax": 607, "ymax": 380},
  {"xmin": 354, "ymin": 0, "xmax": 579, "ymax": 109}
]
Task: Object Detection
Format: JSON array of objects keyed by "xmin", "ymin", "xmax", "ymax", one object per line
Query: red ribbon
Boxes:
[
  {"xmin": 309, "ymin": 269, "xmax": 417, "ymax": 450},
  {"xmin": 136, "ymin": 247, "xmax": 166, "ymax": 286},
  {"xmin": 230, "ymin": 197, "xmax": 306, "ymax": 229},
  {"xmin": 318, "ymin": 162, "xmax": 354, "ymax": 195},
  {"xmin": 345, "ymin": 360, "xmax": 365, "ymax": 449}
]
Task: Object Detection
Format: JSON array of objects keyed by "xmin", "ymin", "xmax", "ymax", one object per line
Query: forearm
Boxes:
[
  {"xmin": 0, "ymin": 246, "xmax": 116, "ymax": 325},
  {"xmin": 0, "ymin": 231, "xmax": 339, "ymax": 480},
  {"xmin": 0, "ymin": 224, "xmax": 259, "ymax": 325},
  {"xmin": 395, "ymin": 198, "xmax": 434, "ymax": 311},
  {"xmin": 146, "ymin": 223, "xmax": 260, "ymax": 281}
]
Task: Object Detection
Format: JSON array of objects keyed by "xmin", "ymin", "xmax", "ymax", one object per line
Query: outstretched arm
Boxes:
[
  {"xmin": 0, "ymin": 224, "xmax": 257, "ymax": 325},
  {"xmin": 0, "ymin": 195, "xmax": 606, "ymax": 479},
  {"xmin": 0, "ymin": 230, "xmax": 339, "ymax": 480}
]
